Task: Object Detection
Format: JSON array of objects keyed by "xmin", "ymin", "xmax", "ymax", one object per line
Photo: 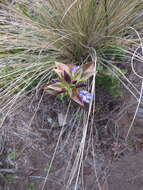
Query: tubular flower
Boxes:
[
  {"xmin": 70, "ymin": 65, "xmax": 80, "ymax": 72},
  {"xmin": 79, "ymin": 90, "xmax": 93, "ymax": 104}
]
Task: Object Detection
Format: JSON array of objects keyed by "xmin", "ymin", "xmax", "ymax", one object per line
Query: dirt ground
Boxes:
[
  {"xmin": 108, "ymin": 151, "xmax": 143, "ymax": 190},
  {"xmin": 0, "ymin": 84, "xmax": 143, "ymax": 190},
  {"xmin": 0, "ymin": 52, "xmax": 143, "ymax": 189}
]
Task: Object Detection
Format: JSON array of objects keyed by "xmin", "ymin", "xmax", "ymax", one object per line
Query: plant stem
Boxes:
[{"xmin": 104, "ymin": 0, "xmax": 109, "ymax": 36}]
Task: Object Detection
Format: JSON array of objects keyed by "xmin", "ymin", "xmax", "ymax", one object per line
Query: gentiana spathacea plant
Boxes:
[{"xmin": 44, "ymin": 62, "xmax": 96, "ymax": 107}]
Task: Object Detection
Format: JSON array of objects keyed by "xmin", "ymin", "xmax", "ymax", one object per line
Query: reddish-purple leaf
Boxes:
[
  {"xmin": 64, "ymin": 71, "xmax": 71, "ymax": 83},
  {"xmin": 72, "ymin": 80, "xmax": 77, "ymax": 84},
  {"xmin": 70, "ymin": 88, "xmax": 84, "ymax": 106},
  {"xmin": 56, "ymin": 88, "xmax": 67, "ymax": 94},
  {"xmin": 44, "ymin": 82, "xmax": 66, "ymax": 95},
  {"xmin": 80, "ymin": 61, "xmax": 96, "ymax": 81},
  {"xmin": 55, "ymin": 62, "xmax": 70, "ymax": 75},
  {"xmin": 76, "ymin": 82, "xmax": 86, "ymax": 88}
]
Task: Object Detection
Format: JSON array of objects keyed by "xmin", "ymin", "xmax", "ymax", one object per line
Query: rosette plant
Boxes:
[{"xmin": 44, "ymin": 62, "xmax": 96, "ymax": 107}]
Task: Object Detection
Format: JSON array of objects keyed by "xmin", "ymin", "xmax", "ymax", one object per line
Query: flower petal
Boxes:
[
  {"xmin": 79, "ymin": 90, "xmax": 93, "ymax": 104},
  {"xmin": 70, "ymin": 65, "xmax": 80, "ymax": 72}
]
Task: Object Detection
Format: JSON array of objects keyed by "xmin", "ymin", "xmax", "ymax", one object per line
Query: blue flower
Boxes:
[
  {"xmin": 71, "ymin": 65, "xmax": 80, "ymax": 72},
  {"xmin": 79, "ymin": 90, "xmax": 93, "ymax": 104}
]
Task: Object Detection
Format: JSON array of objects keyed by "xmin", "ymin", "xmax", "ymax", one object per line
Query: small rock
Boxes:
[
  {"xmin": 136, "ymin": 108, "xmax": 143, "ymax": 119},
  {"xmin": 47, "ymin": 116, "xmax": 53, "ymax": 124},
  {"xmin": 58, "ymin": 113, "xmax": 67, "ymax": 127}
]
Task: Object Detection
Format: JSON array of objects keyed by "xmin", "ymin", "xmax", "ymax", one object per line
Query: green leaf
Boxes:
[
  {"xmin": 18, "ymin": 4, "xmax": 31, "ymax": 18},
  {"xmin": 96, "ymin": 73, "xmax": 122, "ymax": 97},
  {"xmin": 0, "ymin": 48, "xmax": 26, "ymax": 55},
  {"xmin": 8, "ymin": 152, "xmax": 17, "ymax": 159},
  {"xmin": 103, "ymin": 46, "xmax": 125, "ymax": 61},
  {"xmin": 5, "ymin": 175, "xmax": 16, "ymax": 184},
  {"xmin": 28, "ymin": 183, "xmax": 36, "ymax": 190}
]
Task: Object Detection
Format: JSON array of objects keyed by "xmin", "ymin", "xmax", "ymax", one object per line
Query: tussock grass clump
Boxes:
[{"xmin": 0, "ymin": 0, "xmax": 143, "ymax": 107}]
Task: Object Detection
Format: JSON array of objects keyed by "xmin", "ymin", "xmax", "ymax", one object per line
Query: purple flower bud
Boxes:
[
  {"xmin": 71, "ymin": 65, "xmax": 80, "ymax": 72},
  {"xmin": 79, "ymin": 90, "xmax": 93, "ymax": 104},
  {"xmin": 51, "ymin": 79, "xmax": 59, "ymax": 83}
]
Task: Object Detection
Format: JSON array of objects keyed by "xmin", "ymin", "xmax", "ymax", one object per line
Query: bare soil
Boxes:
[{"xmin": 0, "ymin": 59, "xmax": 143, "ymax": 190}]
